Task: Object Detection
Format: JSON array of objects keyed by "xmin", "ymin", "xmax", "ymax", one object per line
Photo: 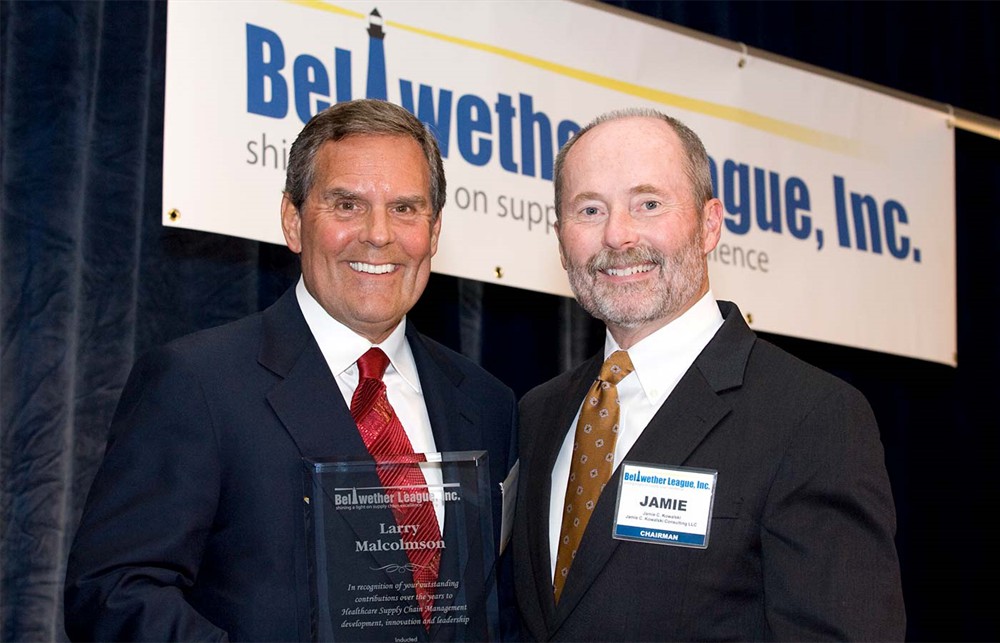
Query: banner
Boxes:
[{"xmin": 163, "ymin": 0, "xmax": 956, "ymax": 365}]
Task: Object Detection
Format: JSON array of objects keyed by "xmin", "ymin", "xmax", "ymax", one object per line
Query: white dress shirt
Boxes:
[
  {"xmin": 548, "ymin": 291, "xmax": 725, "ymax": 579},
  {"xmin": 295, "ymin": 278, "xmax": 444, "ymax": 529}
]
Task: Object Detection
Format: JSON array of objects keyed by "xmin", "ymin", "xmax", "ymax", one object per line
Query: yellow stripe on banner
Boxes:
[{"xmin": 286, "ymin": 1, "xmax": 864, "ymax": 156}]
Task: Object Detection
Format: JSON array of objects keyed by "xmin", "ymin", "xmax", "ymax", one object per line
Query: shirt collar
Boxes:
[
  {"xmin": 605, "ymin": 291, "xmax": 724, "ymax": 402},
  {"xmin": 294, "ymin": 277, "xmax": 422, "ymax": 393}
]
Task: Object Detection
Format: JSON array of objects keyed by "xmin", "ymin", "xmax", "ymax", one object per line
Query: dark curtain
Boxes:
[{"xmin": 1, "ymin": 1, "xmax": 997, "ymax": 640}]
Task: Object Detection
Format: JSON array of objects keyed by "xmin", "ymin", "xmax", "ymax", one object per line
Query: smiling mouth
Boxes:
[
  {"xmin": 349, "ymin": 262, "xmax": 398, "ymax": 275},
  {"xmin": 603, "ymin": 264, "xmax": 656, "ymax": 277}
]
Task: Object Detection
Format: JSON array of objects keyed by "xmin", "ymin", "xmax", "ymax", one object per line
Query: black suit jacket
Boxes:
[
  {"xmin": 513, "ymin": 301, "xmax": 904, "ymax": 641},
  {"xmin": 65, "ymin": 287, "xmax": 519, "ymax": 641}
]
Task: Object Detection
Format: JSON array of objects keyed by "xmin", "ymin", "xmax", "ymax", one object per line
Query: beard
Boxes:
[{"xmin": 564, "ymin": 231, "xmax": 707, "ymax": 330}]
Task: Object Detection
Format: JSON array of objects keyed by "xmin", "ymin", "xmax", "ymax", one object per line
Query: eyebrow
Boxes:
[
  {"xmin": 319, "ymin": 188, "xmax": 362, "ymax": 203},
  {"xmin": 318, "ymin": 189, "xmax": 429, "ymax": 209},
  {"xmin": 568, "ymin": 191, "xmax": 605, "ymax": 206},
  {"xmin": 629, "ymin": 184, "xmax": 662, "ymax": 196},
  {"xmin": 569, "ymin": 184, "xmax": 664, "ymax": 205},
  {"xmin": 389, "ymin": 195, "xmax": 430, "ymax": 209}
]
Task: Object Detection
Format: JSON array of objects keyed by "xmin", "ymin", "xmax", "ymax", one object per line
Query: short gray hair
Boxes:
[
  {"xmin": 553, "ymin": 108, "xmax": 714, "ymax": 217},
  {"xmin": 284, "ymin": 99, "xmax": 446, "ymax": 216}
]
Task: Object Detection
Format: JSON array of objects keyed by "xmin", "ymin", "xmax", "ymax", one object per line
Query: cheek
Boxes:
[
  {"xmin": 560, "ymin": 228, "xmax": 600, "ymax": 263},
  {"xmin": 309, "ymin": 222, "xmax": 355, "ymax": 256},
  {"xmin": 400, "ymin": 227, "xmax": 436, "ymax": 262},
  {"xmin": 655, "ymin": 221, "xmax": 694, "ymax": 251}
]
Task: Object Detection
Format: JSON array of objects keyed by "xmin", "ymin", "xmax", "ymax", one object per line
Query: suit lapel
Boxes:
[
  {"xmin": 259, "ymin": 288, "xmax": 369, "ymax": 460},
  {"xmin": 259, "ymin": 289, "xmax": 410, "ymax": 578},
  {"xmin": 406, "ymin": 325, "xmax": 480, "ymax": 454},
  {"xmin": 549, "ymin": 302, "xmax": 755, "ymax": 635},
  {"xmin": 523, "ymin": 355, "xmax": 603, "ymax": 631}
]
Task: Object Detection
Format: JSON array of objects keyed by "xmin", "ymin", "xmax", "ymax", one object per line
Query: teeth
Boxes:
[
  {"xmin": 350, "ymin": 262, "xmax": 397, "ymax": 275},
  {"xmin": 605, "ymin": 264, "xmax": 654, "ymax": 277}
]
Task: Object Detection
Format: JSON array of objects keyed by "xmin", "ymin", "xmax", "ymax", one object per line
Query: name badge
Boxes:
[{"xmin": 612, "ymin": 461, "xmax": 717, "ymax": 548}]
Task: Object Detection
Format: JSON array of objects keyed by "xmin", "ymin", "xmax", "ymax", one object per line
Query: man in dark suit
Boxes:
[
  {"xmin": 513, "ymin": 108, "xmax": 905, "ymax": 641},
  {"xmin": 65, "ymin": 99, "xmax": 518, "ymax": 641}
]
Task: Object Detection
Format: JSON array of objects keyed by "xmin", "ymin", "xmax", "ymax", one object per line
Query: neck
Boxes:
[{"xmin": 607, "ymin": 288, "xmax": 708, "ymax": 350}]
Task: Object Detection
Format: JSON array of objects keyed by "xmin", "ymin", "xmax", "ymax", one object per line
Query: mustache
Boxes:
[{"xmin": 586, "ymin": 246, "xmax": 665, "ymax": 273}]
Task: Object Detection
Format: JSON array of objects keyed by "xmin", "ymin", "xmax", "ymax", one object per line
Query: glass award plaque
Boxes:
[{"xmin": 304, "ymin": 451, "xmax": 499, "ymax": 642}]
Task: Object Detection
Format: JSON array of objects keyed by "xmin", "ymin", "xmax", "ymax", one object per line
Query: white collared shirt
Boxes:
[
  {"xmin": 295, "ymin": 278, "xmax": 443, "ymax": 529},
  {"xmin": 548, "ymin": 291, "xmax": 725, "ymax": 579}
]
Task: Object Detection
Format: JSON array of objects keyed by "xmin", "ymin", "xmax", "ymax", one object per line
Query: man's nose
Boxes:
[
  {"xmin": 360, "ymin": 210, "xmax": 394, "ymax": 246},
  {"xmin": 603, "ymin": 207, "xmax": 639, "ymax": 250}
]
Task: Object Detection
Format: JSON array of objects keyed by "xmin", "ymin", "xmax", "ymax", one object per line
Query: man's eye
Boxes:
[
  {"xmin": 582, "ymin": 206, "xmax": 600, "ymax": 216},
  {"xmin": 337, "ymin": 201, "xmax": 356, "ymax": 211},
  {"xmin": 641, "ymin": 200, "xmax": 660, "ymax": 211}
]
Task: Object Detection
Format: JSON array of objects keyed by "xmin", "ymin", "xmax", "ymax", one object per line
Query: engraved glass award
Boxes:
[{"xmin": 304, "ymin": 451, "xmax": 498, "ymax": 641}]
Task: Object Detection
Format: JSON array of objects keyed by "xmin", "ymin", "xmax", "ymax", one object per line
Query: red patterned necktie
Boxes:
[
  {"xmin": 351, "ymin": 347, "xmax": 441, "ymax": 629},
  {"xmin": 553, "ymin": 350, "xmax": 634, "ymax": 603}
]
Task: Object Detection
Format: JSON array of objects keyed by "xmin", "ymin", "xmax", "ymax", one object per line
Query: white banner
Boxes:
[{"xmin": 163, "ymin": 0, "xmax": 956, "ymax": 365}]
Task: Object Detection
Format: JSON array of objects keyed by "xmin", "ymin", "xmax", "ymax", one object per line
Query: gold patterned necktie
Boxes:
[{"xmin": 553, "ymin": 350, "xmax": 634, "ymax": 603}]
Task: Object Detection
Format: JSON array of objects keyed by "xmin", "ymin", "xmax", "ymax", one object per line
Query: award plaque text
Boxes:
[{"xmin": 304, "ymin": 451, "xmax": 498, "ymax": 642}]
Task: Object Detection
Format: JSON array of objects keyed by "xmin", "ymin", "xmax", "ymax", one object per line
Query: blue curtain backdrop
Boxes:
[{"xmin": 2, "ymin": 1, "xmax": 997, "ymax": 640}]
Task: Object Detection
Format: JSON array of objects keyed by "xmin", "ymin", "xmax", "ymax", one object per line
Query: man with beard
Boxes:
[{"xmin": 512, "ymin": 109, "xmax": 904, "ymax": 641}]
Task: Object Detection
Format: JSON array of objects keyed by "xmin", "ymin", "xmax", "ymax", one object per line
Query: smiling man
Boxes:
[
  {"xmin": 513, "ymin": 108, "xmax": 905, "ymax": 641},
  {"xmin": 65, "ymin": 100, "xmax": 519, "ymax": 641}
]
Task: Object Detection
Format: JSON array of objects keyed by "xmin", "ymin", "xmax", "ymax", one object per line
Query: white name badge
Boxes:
[{"xmin": 612, "ymin": 461, "xmax": 718, "ymax": 548}]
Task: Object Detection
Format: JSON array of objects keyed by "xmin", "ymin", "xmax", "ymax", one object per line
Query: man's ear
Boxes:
[
  {"xmin": 555, "ymin": 220, "xmax": 568, "ymax": 270},
  {"xmin": 280, "ymin": 194, "xmax": 302, "ymax": 253},
  {"xmin": 429, "ymin": 212, "xmax": 442, "ymax": 257},
  {"xmin": 701, "ymin": 198, "xmax": 723, "ymax": 254}
]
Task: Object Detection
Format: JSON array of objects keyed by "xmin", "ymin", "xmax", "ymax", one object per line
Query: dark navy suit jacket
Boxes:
[
  {"xmin": 514, "ymin": 301, "xmax": 904, "ymax": 641},
  {"xmin": 65, "ymin": 287, "xmax": 519, "ymax": 641}
]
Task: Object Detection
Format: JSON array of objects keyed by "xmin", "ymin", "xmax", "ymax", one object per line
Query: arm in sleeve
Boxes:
[
  {"xmin": 64, "ymin": 346, "xmax": 229, "ymax": 641},
  {"xmin": 760, "ymin": 385, "xmax": 906, "ymax": 640}
]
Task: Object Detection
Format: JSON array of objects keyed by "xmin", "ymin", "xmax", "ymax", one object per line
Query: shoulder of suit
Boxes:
[
  {"xmin": 410, "ymin": 330, "xmax": 515, "ymax": 397},
  {"xmin": 710, "ymin": 300, "xmax": 863, "ymax": 399},
  {"xmin": 137, "ymin": 309, "xmax": 266, "ymax": 375},
  {"xmin": 743, "ymin": 335, "xmax": 867, "ymax": 404},
  {"xmin": 519, "ymin": 353, "xmax": 598, "ymax": 411}
]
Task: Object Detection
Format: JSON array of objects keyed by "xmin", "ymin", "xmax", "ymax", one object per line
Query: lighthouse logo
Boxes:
[
  {"xmin": 365, "ymin": 8, "xmax": 387, "ymax": 100},
  {"xmin": 245, "ymin": 6, "xmax": 580, "ymax": 182},
  {"xmin": 246, "ymin": 8, "xmax": 393, "ymax": 122}
]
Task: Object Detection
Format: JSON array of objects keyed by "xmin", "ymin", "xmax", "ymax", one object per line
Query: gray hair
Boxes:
[
  {"xmin": 553, "ymin": 107, "xmax": 714, "ymax": 216},
  {"xmin": 284, "ymin": 99, "xmax": 446, "ymax": 216}
]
